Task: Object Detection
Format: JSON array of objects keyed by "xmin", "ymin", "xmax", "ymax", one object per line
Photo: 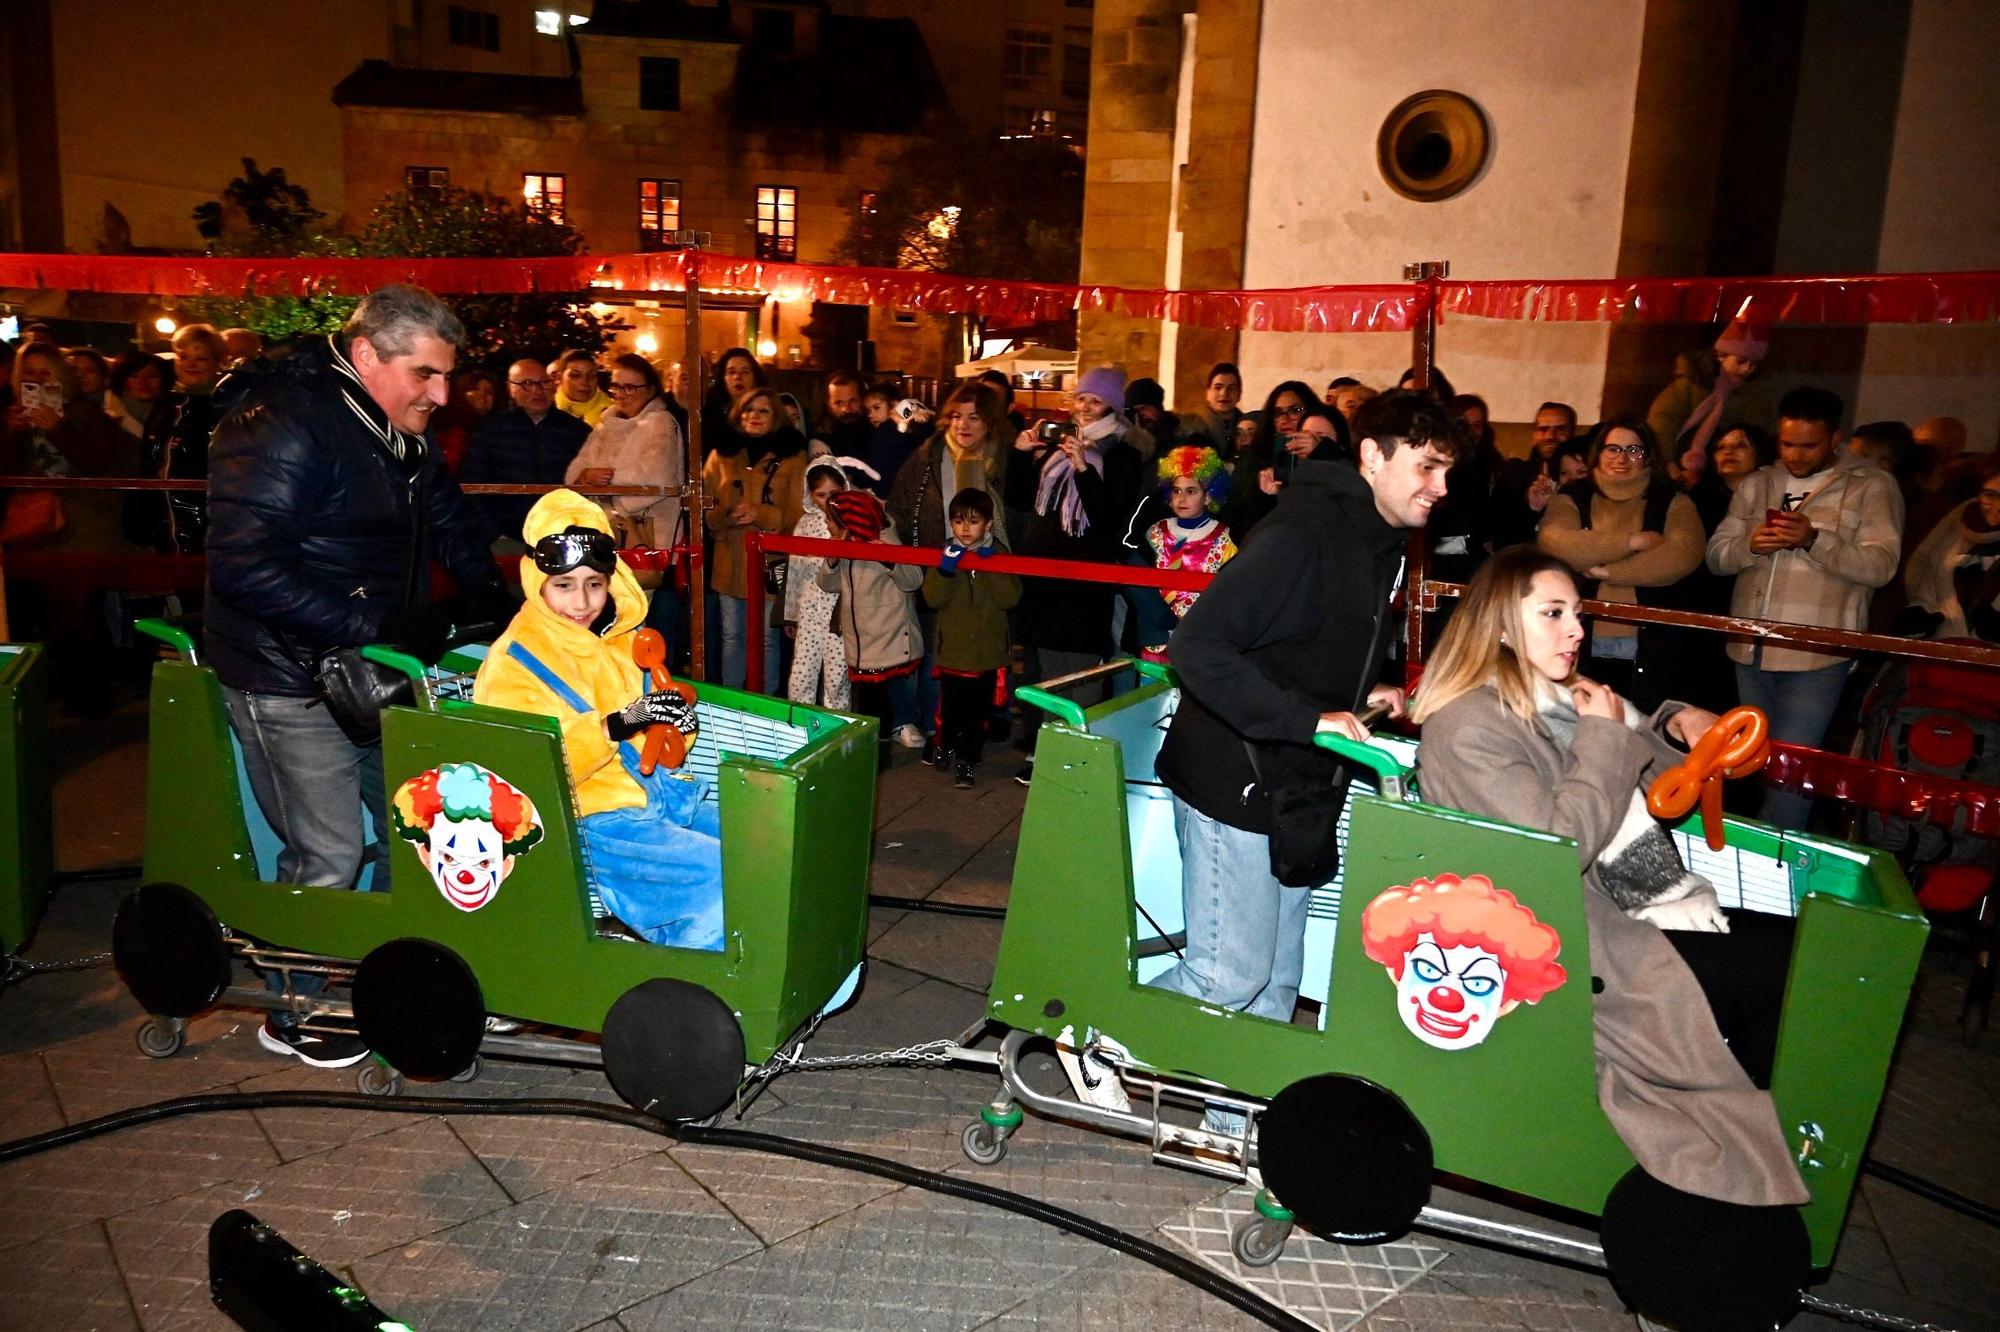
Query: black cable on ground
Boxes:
[
  {"xmin": 1862, "ymin": 1159, "xmax": 2000, "ymax": 1230},
  {"xmin": 0, "ymin": 1089, "xmax": 1318, "ymax": 1332},
  {"xmin": 867, "ymin": 893, "xmax": 1006, "ymax": 919}
]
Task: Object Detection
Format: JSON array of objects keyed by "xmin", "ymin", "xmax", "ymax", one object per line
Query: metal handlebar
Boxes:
[
  {"xmin": 1014, "ymin": 659, "xmax": 1143, "ymax": 727},
  {"xmin": 1311, "ymin": 702, "xmax": 1411, "ymax": 797}
]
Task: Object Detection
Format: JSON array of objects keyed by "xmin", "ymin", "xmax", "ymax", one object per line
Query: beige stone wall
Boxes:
[
  {"xmin": 1168, "ymin": 0, "xmax": 1258, "ymax": 407},
  {"xmin": 51, "ymin": 0, "xmax": 394, "ymax": 249},
  {"xmin": 1074, "ymin": 0, "xmax": 1183, "ymax": 379}
]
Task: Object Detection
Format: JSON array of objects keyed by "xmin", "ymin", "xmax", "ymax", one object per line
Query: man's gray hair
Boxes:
[{"xmin": 345, "ymin": 284, "xmax": 465, "ymax": 358}]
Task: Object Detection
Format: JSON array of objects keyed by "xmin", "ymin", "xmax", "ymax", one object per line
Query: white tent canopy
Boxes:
[{"xmin": 953, "ymin": 343, "xmax": 1077, "ymax": 380}]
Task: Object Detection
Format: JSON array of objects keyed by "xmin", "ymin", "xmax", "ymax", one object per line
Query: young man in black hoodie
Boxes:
[{"xmin": 1151, "ymin": 389, "xmax": 1461, "ymax": 1022}]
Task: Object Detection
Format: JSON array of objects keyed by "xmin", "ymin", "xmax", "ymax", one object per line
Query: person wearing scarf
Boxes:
[
  {"xmin": 1004, "ymin": 366, "xmax": 1145, "ymax": 749},
  {"xmin": 1413, "ymin": 546, "xmax": 1809, "ymax": 1214},
  {"xmin": 1648, "ymin": 314, "xmax": 1775, "ymax": 469},
  {"xmin": 1538, "ymin": 418, "xmax": 1706, "ymax": 709},
  {"xmin": 1141, "ymin": 445, "xmax": 1236, "ymax": 659},
  {"xmin": 1899, "ymin": 466, "xmax": 2000, "ymax": 641}
]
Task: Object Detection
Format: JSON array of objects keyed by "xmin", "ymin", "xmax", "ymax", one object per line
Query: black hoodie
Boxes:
[{"xmin": 1156, "ymin": 458, "xmax": 1407, "ymax": 832}]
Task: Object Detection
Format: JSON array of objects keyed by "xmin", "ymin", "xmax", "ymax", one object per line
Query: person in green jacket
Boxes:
[{"xmin": 920, "ymin": 487, "xmax": 1022, "ymax": 788}]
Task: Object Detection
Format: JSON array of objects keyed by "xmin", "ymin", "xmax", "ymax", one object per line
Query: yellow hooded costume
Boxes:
[{"xmin": 474, "ymin": 489, "xmax": 652, "ymax": 818}]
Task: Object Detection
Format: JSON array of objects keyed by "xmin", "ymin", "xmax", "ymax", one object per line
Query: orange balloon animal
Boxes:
[
  {"xmin": 631, "ymin": 629, "xmax": 698, "ymax": 775},
  {"xmin": 1645, "ymin": 706, "xmax": 1771, "ymax": 851}
]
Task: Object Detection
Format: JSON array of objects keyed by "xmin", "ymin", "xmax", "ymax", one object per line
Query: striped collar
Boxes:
[{"xmin": 329, "ymin": 335, "xmax": 416, "ymax": 465}]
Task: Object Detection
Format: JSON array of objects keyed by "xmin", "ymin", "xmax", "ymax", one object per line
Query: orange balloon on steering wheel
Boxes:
[
  {"xmin": 1646, "ymin": 705, "xmax": 1771, "ymax": 851},
  {"xmin": 631, "ymin": 629, "xmax": 698, "ymax": 775}
]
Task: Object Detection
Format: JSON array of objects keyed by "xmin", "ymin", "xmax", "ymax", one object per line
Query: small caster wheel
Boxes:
[
  {"xmin": 1232, "ymin": 1213, "xmax": 1293, "ymax": 1268},
  {"xmin": 356, "ymin": 1061, "xmax": 404, "ymax": 1097},
  {"xmin": 135, "ymin": 1017, "xmax": 184, "ymax": 1059},
  {"xmin": 961, "ymin": 1119, "xmax": 1009, "ymax": 1166},
  {"xmin": 450, "ymin": 1055, "xmax": 483, "ymax": 1084}
]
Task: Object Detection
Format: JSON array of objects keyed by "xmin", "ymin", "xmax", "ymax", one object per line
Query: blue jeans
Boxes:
[
  {"xmin": 716, "ymin": 592, "xmax": 781, "ymax": 693},
  {"xmin": 1734, "ymin": 654, "xmax": 1854, "ymax": 830},
  {"xmin": 1149, "ymin": 797, "xmax": 1310, "ymax": 1022},
  {"xmin": 222, "ymin": 687, "xmax": 387, "ymax": 1012}
]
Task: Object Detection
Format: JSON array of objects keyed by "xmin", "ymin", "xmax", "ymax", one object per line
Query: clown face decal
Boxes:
[
  {"xmin": 391, "ymin": 763, "xmax": 544, "ymax": 913},
  {"xmin": 1361, "ymin": 873, "xmax": 1566, "ymax": 1052}
]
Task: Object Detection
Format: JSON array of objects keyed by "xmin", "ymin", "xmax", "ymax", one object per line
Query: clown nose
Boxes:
[{"xmin": 1428, "ymin": 986, "xmax": 1466, "ymax": 1013}]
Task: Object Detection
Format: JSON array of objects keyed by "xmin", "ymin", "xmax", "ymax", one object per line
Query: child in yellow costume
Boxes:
[{"xmin": 473, "ymin": 489, "xmax": 723, "ymax": 949}]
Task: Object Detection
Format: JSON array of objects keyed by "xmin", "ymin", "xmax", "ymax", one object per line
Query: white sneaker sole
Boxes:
[{"xmin": 257, "ymin": 1023, "xmax": 371, "ymax": 1069}]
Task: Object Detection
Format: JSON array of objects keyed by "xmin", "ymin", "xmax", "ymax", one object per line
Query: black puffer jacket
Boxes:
[{"xmin": 203, "ymin": 335, "xmax": 501, "ymax": 697}]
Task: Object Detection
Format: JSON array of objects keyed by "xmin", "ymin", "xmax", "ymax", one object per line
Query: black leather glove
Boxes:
[
  {"xmin": 607, "ymin": 689, "xmax": 700, "ymax": 742},
  {"xmin": 378, "ymin": 589, "xmax": 517, "ymax": 664}
]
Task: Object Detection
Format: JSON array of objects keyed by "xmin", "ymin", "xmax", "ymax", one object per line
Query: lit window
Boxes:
[
  {"xmin": 639, "ymin": 57, "xmax": 681, "ymax": 111},
  {"xmin": 523, "ymin": 172, "xmax": 566, "ymax": 223},
  {"xmin": 755, "ymin": 184, "xmax": 797, "ymax": 261},
  {"xmin": 448, "ymin": 5, "xmax": 500, "ymax": 51},
  {"xmin": 858, "ymin": 190, "xmax": 880, "ymax": 216},
  {"xmin": 404, "ymin": 166, "xmax": 449, "ymax": 194},
  {"xmin": 533, "ymin": 9, "xmax": 561, "ymax": 36},
  {"xmin": 638, "ymin": 178, "xmax": 682, "ymax": 250},
  {"xmin": 1003, "ymin": 27, "xmax": 1053, "ymax": 93}
]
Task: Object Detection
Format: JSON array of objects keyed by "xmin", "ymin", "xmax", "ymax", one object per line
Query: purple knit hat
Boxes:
[
  {"xmin": 1074, "ymin": 366, "xmax": 1127, "ymax": 413},
  {"xmin": 1714, "ymin": 314, "xmax": 1770, "ymax": 362}
]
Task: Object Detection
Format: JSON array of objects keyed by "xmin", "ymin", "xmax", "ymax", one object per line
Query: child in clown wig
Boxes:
[
  {"xmin": 1141, "ymin": 445, "xmax": 1237, "ymax": 660},
  {"xmin": 473, "ymin": 489, "xmax": 723, "ymax": 950}
]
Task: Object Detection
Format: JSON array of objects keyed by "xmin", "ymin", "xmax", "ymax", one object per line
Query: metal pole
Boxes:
[
  {"xmin": 744, "ymin": 529, "xmax": 766, "ymax": 693},
  {"xmin": 683, "ymin": 263, "xmax": 707, "ymax": 680},
  {"xmin": 1400, "ymin": 259, "xmax": 1448, "ymax": 686},
  {"xmin": 1402, "ymin": 259, "xmax": 1447, "ymax": 390}
]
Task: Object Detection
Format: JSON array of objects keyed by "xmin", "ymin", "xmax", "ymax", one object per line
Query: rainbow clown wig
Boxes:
[
  {"xmin": 1157, "ymin": 445, "xmax": 1230, "ymax": 513},
  {"xmin": 392, "ymin": 762, "xmax": 545, "ymax": 856}
]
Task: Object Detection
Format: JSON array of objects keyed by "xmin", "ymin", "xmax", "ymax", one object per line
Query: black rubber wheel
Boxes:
[
  {"xmin": 1600, "ymin": 1166, "xmax": 1807, "ymax": 1332},
  {"xmin": 112, "ymin": 882, "xmax": 231, "ymax": 1019},
  {"xmin": 1258, "ymin": 1073, "xmax": 1433, "ymax": 1244},
  {"xmin": 600, "ymin": 977, "xmax": 745, "ymax": 1121},
  {"xmin": 961, "ymin": 1120, "xmax": 1008, "ymax": 1166},
  {"xmin": 351, "ymin": 938, "xmax": 485, "ymax": 1082}
]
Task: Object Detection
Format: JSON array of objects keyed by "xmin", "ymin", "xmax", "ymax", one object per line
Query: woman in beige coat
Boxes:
[
  {"xmin": 1537, "ymin": 417, "xmax": 1706, "ymax": 710},
  {"xmin": 1413, "ymin": 547, "xmax": 1808, "ymax": 1212}
]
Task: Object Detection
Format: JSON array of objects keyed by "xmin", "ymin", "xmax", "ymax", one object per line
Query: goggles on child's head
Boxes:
[{"xmin": 532, "ymin": 528, "xmax": 617, "ymax": 575}]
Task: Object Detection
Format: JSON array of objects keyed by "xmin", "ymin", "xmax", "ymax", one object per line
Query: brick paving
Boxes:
[{"xmin": 3, "ymin": 701, "xmax": 1996, "ymax": 1331}]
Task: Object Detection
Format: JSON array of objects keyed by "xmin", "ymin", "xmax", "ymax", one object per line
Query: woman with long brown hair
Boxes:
[{"xmin": 1413, "ymin": 546, "xmax": 1806, "ymax": 1216}]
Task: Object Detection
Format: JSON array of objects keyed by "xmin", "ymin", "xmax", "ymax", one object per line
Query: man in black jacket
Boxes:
[
  {"xmin": 458, "ymin": 357, "xmax": 590, "ymax": 547},
  {"xmin": 205, "ymin": 285, "xmax": 502, "ymax": 1066},
  {"xmin": 1151, "ymin": 390, "xmax": 1461, "ymax": 1025}
]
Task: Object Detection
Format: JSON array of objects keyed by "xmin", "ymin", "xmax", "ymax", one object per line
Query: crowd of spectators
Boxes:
[{"xmin": 3, "ymin": 307, "xmax": 1995, "ymax": 814}]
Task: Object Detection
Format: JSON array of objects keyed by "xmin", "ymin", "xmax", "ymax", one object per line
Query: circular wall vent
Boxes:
[{"xmin": 1377, "ymin": 90, "xmax": 1490, "ymax": 202}]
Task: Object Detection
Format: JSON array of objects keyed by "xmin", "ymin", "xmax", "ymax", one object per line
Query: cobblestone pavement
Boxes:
[{"xmin": 3, "ymin": 700, "xmax": 1996, "ymax": 1331}]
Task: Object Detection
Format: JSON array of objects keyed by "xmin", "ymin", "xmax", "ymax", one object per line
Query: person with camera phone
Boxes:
[{"xmin": 1003, "ymin": 368, "xmax": 1144, "ymax": 766}]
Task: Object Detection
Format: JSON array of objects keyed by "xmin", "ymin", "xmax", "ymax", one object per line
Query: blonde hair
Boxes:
[
  {"xmin": 1411, "ymin": 548, "xmax": 1577, "ymax": 726},
  {"xmin": 170, "ymin": 322, "xmax": 226, "ymax": 359}
]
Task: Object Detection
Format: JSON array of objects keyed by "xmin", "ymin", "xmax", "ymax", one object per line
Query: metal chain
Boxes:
[
  {"xmin": 744, "ymin": 1038, "xmax": 965, "ymax": 1087},
  {"xmin": 1, "ymin": 950, "xmax": 113, "ymax": 988},
  {"xmin": 1800, "ymin": 1292, "xmax": 1962, "ymax": 1332}
]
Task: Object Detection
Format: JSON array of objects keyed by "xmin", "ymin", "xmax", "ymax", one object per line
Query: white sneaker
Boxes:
[
  {"xmin": 893, "ymin": 724, "xmax": 927, "ymax": 749},
  {"xmin": 1055, "ymin": 1024, "xmax": 1132, "ymax": 1113}
]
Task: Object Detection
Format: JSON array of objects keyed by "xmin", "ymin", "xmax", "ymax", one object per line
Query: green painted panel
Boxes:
[
  {"xmin": 1769, "ymin": 893, "xmax": 1927, "ymax": 1267},
  {"xmin": 1325, "ymin": 798, "xmax": 1632, "ymax": 1213},
  {"xmin": 0, "ymin": 644, "xmax": 54, "ymax": 955}
]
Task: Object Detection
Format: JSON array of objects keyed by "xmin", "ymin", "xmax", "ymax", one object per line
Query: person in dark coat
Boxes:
[
  {"xmin": 1150, "ymin": 390, "xmax": 1461, "ymax": 1029},
  {"xmin": 1004, "ymin": 367, "xmax": 1144, "ymax": 754},
  {"xmin": 458, "ymin": 358, "xmax": 591, "ymax": 547},
  {"xmin": 129, "ymin": 322, "xmax": 230, "ymax": 553},
  {"xmin": 204, "ymin": 285, "xmax": 504, "ymax": 1068}
]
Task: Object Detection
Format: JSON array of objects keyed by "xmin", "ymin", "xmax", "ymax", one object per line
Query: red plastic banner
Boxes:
[{"xmin": 3, "ymin": 249, "xmax": 1996, "ymax": 332}]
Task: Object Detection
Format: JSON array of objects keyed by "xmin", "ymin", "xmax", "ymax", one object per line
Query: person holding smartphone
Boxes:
[{"xmin": 1222, "ymin": 384, "xmax": 1349, "ymax": 540}]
